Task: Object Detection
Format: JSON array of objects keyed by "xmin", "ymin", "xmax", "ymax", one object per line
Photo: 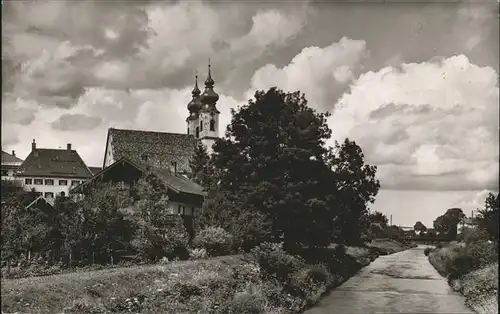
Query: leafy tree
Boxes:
[
  {"xmin": 131, "ymin": 174, "xmax": 190, "ymax": 261},
  {"xmin": 210, "ymin": 88, "xmax": 338, "ymax": 249},
  {"xmin": 327, "ymin": 139, "xmax": 380, "ymax": 245},
  {"xmin": 78, "ymin": 182, "xmax": 135, "ymax": 264},
  {"xmin": 413, "ymin": 221, "xmax": 427, "ymax": 234},
  {"xmin": 433, "ymin": 208, "xmax": 465, "ymax": 239},
  {"xmin": 475, "ymin": 192, "xmax": 499, "ymax": 243},
  {"xmin": 367, "ymin": 211, "xmax": 388, "ymax": 227}
]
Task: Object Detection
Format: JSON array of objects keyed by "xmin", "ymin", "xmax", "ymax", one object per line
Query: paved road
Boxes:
[{"xmin": 304, "ymin": 246, "xmax": 474, "ymax": 314}]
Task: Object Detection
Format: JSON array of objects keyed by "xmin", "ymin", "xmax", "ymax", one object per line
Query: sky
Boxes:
[{"xmin": 2, "ymin": 0, "xmax": 499, "ymax": 227}]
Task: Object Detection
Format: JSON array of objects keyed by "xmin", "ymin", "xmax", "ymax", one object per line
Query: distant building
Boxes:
[
  {"xmin": 15, "ymin": 140, "xmax": 93, "ymax": 199},
  {"xmin": 1, "ymin": 150, "xmax": 24, "ymax": 181}
]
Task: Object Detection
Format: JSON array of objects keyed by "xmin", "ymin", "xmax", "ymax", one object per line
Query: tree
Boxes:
[
  {"xmin": 367, "ymin": 211, "xmax": 388, "ymax": 227},
  {"xmin": 210, "ymin": 88, "xmax": 338, "ymax": 249},
  {"xmin": 327, "ymin": 139, "xmax": 380, "ymax": 244},
  {"xmin": 413, "ymin": 221, "xmax": 427, "ymax": 235},
  {"xmin": 189, "ymin": 141, "xmax": 214, "ymax": 188},
  {"xmin": 78, "ymin": 182, "xmax": 135, "ymax": 264},
  {"xmin": 475, "ymin": 192, "xmax": 499, "ymax": 243},
  {"xmin": 433, "ymin": 208, "xmax": 465, "ymax": 239}
]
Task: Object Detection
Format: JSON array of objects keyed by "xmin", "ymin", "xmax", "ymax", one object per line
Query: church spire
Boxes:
[
  {"xmin": 205, "ymin": 58, "xmax": 214, "ymax": 88},
  {"xmin": 201, "ymin": 59, "xmax": 219, "ymax": 106},
  {"xmin": 187, "ymin": 72, "xmax": 202, "ymax": 115},
  {"xmin": 192, "ymin": 71, "xmax": 201, "ymax": 96}
]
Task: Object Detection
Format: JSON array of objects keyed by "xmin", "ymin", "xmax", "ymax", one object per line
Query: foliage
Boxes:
[
  {"xmin": 192, "ymin": 227, "xmax": 233, "ymax": 257},
  {"xmin": 326, "ymin": 139, "xmax": 380, "ymax": 245},
  {"xmin": 250, "ymin": 242, "xmax": 306, "ymax": 281},
  {"xmin": 424, "ymin": 247, "xmax": 432, "ymax": 256},
  {"xmin": 461, "ymin": 227, "xmax": 490, "ymax": 244},
  {"xmin": 413, "ymin": 221, "xmax": 427, "ymax": 233},
  {"xmin": 196, "ymin": 189, "xmax": 272, "ymax": 252},
  {"xmin": 188, "ymin": 141, "xmax": 215, "ymax": 188},
  {"xmin": 475, "ymin": 192, "xmax": 499, "ymax": 243},
  {"xmin": 188, "ymin": 248, "xmax": 207, "ymax": 260},
  {"xmin": 367, "ymin": 211, "xmax": 388, "ymax": 227},
  {"xmin": 433, "ymin": 208, "xmax": 466, "ymax": 239}
]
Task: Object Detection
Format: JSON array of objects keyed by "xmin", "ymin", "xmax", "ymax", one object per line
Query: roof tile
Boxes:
[
  {"xmin": 108, "ymin": 128, "xmax": 197, "ymax": 174},
  {"xmin": 17, "ymin": 149, "xmax": 93, "ymax": 178}
]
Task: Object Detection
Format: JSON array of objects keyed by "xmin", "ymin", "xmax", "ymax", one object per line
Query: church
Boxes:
[{"xmin": 70, "ymin": 62, "xmax": 221, "ymax": 219}]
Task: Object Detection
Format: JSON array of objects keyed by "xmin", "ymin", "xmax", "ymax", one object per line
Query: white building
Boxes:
[
  {"xmin": 15, "ymin": 140, "xmax": 94, "ymax": 199},
  {"xmin": 1, "ymin": 150, "xmax": 24, "ymax": 181}
]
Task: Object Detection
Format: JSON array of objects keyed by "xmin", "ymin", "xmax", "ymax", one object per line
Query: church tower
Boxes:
[
  {"xmin": 186, "ymin": 61, "xmax": 220, "ymax": 154},
  {"xmin": 186, "ymin": 73, "xmax": 202, "ymax": 138}
]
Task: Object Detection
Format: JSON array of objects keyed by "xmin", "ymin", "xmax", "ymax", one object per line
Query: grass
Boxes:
[
  {"xmin": 428, "ymin": 241, "xmax": 498, "ymax": 314},
  {"xmin": 1, "ymin": 240, "xmax": 412, "ymax": 314}
]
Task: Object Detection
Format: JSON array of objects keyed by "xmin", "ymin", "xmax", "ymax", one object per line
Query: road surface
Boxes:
[{"xmin": 304, "ymin": 246, "xmax": 474, "ymax": 314}]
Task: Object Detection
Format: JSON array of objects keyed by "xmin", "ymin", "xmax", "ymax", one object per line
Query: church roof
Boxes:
[
  {"xmin": 17, "ymin": 148, "xmax": 93, "ymax": 178},
  {"xmin": 1, "ymin": 150, "xmax": 23, "ymax": 164},
  {"xmin": 89, "ymin": 167, "xmax": 102, "ymax": 175},
  {"xmin": 105, "ymin": 128, "xmax": 197, "ymax": 174}
]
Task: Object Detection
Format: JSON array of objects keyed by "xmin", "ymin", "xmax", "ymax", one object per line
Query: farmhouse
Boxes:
[
  {"xmin": 15, "ymin": 141, "xmax": 93, "ymax": 199},
  {"xmin": 1, "ymin": 150, "xmax": 23, "ymax": 181}
]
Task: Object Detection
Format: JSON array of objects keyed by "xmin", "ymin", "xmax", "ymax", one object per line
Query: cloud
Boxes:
[
  {"xmin": 247, "ymin": 37, "xmax": 368, "ymax": 111},
  {"xmin": 328, "ymin": 55, "xmax": 499, "ymax": 191},
  {"xmin": 51, "ymin": 114, "xmax": 103, "ymax": 131}
]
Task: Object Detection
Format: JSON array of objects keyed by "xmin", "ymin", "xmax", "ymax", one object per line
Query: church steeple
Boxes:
[
  {"xmin": 187, "ymin": 72, "xmax": 202, "ymax": 115},
  {"xmin": 200, "ymin": 59, "xmax": 219, "ymax": 107}
]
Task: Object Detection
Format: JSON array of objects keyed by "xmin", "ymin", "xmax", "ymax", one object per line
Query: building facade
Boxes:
[
  {"xmin": 15, "ymin": 140, "xmax": 93, "ymax": 199},
  {"xmin": 1, "ymin": 150, "xmax": 24, "ymax": 181}
]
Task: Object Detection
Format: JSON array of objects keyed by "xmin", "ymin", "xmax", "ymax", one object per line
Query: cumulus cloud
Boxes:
[
  {"xmin": 51, "ymin": 114, "xmax": 103, "ymax": 131},
  {"xmin": 329, "ymin": 55, "xmax": 499, "ymax": 191},
  {"xmin": 247, "ymin": 37, "xmax": 368, "ymax": 111}
]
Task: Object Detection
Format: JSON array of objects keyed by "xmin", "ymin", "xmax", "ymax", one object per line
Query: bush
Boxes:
[
  {"xmin": 424, "ymin": 247, "xmax": 432, "ymax": 256},
  {"xmin": 188, "ymin": 247, "xmax": 208, "ymax": 260},
  {"xmin": 250, "ymin": 242, "xmax": 306, "ymax": 281},
  {"xmin": 193, "ymin": 227, "xmax": 233, "ymax": 257},
  {"xmin": 227, "ymin": 287, "xmax": 267, "ymax": 314},
  {"xmin": 462, "ymin": 227, "xmax": 489, "ymax": 244}
]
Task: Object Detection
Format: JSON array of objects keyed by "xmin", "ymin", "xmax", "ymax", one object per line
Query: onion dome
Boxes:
[
  {"xmin": 187, "ymin": 74, "xmax": 202, "ymax": 114},
  {"xmin": 200, "ymin": 60, "xmax": 219, "ymax": 105}
]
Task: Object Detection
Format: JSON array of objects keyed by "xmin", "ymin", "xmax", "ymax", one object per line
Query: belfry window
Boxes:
[
  {"xmin": 200, "ymin": 120, "xmax": 203, "ymax": 132},
  {"xmin": 210, "ymin": 119, "xmax": 215, "ymax": 131},
  {"xmin": 196, "ymin": 127, "xmax": 199, "ymax": 138}
]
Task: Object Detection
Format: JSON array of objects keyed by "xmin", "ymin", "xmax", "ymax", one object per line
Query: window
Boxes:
[
  {"xmin": 44, "ymin": 192, "xmax": 54, "ymax": 198},
  {"xmin": 25, "ymin": 178, "xmax": 33, "ymax": 184},
  {"xmin": 45, "ymin": 179, "xmax": 54, "ymax": 185},
  {"xmin": 178, "ymin": 204, "xmax": 184, "ymax": 215},
  {"xmin": 196, "ymin": 127, "xmax": 199, "ymax": 138},
  {"xmin": 60, "ymin": 191, "xmax": 66, "ymax": 197},
  {"xmin": 1, "ymin": 170, "xmax": 8, "ymax": 176},
  {"xmin": 141, "ymin": 154, "xmax": 148, "ymax": 162},
  {"xmin": 71, "ymin": 180, "xmax": 80, "ymax": 186},
  {"xmin": 210, "ymin": 119, "xmax": 215, "ymax": 131},
  {"xmin": 34, "ymin": 179, "xmax": 43, "ymax": 185},
  {"xmin": 59, "ymin": 180, "xmax": 68, "ymax": 186},
  {"xmin": 200, "ymin": 120, "xmax": 203, "ymax": 132}
]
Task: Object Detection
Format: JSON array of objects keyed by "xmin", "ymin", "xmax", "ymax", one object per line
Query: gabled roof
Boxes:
[
  {"xmin": 1, "ymin": 150, "xmax": 23, "ymax": 164},
  {"xmin": 25, "ymin": 196, "xmax": 54, "ymax": 210},
  {"xmin": 16, "ymin": 148, "xmax": 93, "ymax": 178},
  {"xmin": 104, "ymin": 128, "xmax": 197, "ymax": 174},
  {"xmin": 74, "ymin": 157, "xmax": 206, "ymax": 197},
  {"xmin": 89, "ymin": 166, "xmax": 102, "ymax": 175}
]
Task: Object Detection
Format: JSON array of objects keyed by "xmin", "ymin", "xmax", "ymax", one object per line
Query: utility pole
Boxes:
[{"xmin": 390, "ymin": 214, "xmax": 393, "ymax": 226}]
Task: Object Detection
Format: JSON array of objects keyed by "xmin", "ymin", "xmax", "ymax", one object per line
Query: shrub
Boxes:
[
  {"xmin": 250, "ymin": 242, "xmax": 306, "ymax": 281},
  {"xmin": 424, "ymin": 247, "xmax": 432, "ymax": 256},
  {"xmin": 193, "ymin": 227, "xmax": 233, "ymax": 257},
  {"xmin": 227, "ymin": 287, "xmax": 267, "ymax": 314},
  {"xmin": 188, "ymin": 247, "xmax": 208, "ymax": 260},
  {"xmin": 465, "ymin": 240, "xmax": 498, "ymax": 269},
  {"xmin": 462, "ymin": 227, "xmax": 489, "ymax": 244}
]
